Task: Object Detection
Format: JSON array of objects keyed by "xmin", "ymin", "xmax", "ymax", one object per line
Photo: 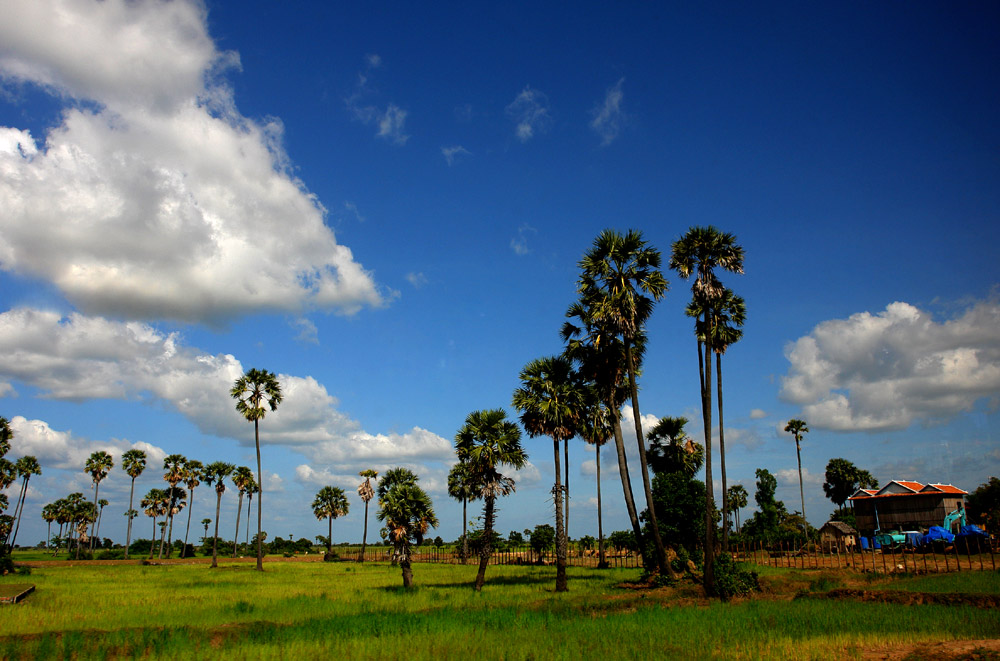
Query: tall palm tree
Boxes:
[
  {"xmin": 140, "ymin": 488, "xmax": 168, "ymax": 560},
  {"xmin": 377, "ymin": 470, "xmax": 438, "ymax": 588},
  {"xmin": 181, "ymin": 460, "xmax": 203, "ymax": 558},
  {"xmin": 512, "ymin": 355, "xmax": 580, "ymax": 592},
  {"xmin": 455, "ymin": 409, "xmax": 526, "ymax": 591},
  {"xmin": 231, "ymin": 368, "xmax": 283, "ymax": 572},
  {"xmin": 447, "ymin": 461, "xmax": 477, "ymax": 564},
  {"xmin": 84, "ymin": 451, "xmax": 114, "ymax": 550},
  {"xmin": 244, "ymin": 477, "xmax": 258, "ymax": 550},
  {"xmin": 42, "ymin": 502, "xmax": 57, "ymax": 550},
  {"xmin": 576, "ymin": 382, "xmax": 615, "ymax": 569},
  {"xmin": 160, "ymin": 454, "xmax": 187, "ymax": 558},
  {"xmin": 356, "ymin": 469, "xmax": 377, "ymax": 563},
  {"xmin": 312, "ymin": 486, "xmax": 349, "ymax": 555},
  {"xmin": 726, "ymin": 484, "xmax": 749, "ymax": 534},
  {"xmin": 784, "ymin": 419, "xmax": 810, "ymax": 531},
  {"xmin": 646, "ymin": 417, "xmax": 703, "ymax": 478},
  {"xmin": 202, "ymin": 462, "xmax": 235, "ymax": 568},
  {"xmin": 231, "ymin": 465, "xmax": 254, "ymax": 557},
  {"xmin": 95, "ymin": 498, "xmax": 109, "ymax": 540},
  {"xmin": 7, "ymin": 455, "xmax": 41, "ymax": 549},
  {"xmin": 52, "ymin": 497, "xmax": 70, "ymax": 556},
  {"xmin": 669, "ymin": 225, "xmax": 744, "ymax": 593},
  {"xmin": 0, "ymin": 416, "xmax": 11, "ymax": 456},
  {"xmin": 576, "ymin": 228, "xmax": 671, "ymax": 578},
  {"xmin": 121, "ymin": 449, "xmax": 147, "ymax": 560}
]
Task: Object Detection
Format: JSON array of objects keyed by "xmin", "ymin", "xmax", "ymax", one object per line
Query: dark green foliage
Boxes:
[
  {"xmin": 607, "ymin": 529, "xmax": 636, "ymax": 552},
  {"xmin": 712, "ymin": 553, "xmax": 759, "ymax": 601},
  {"xmin": 508, "ymin": 530, "xmax": 524, "ymax": 545},
  {"xmin": 528, "ymin": 524, "xmax": 555, "ymax": 555},
  {"xmin": 96, "ymin": 549, "xmax": 125, "ymax": 560},
  {"xmin": 642, "ymin": 471, "xmax": 707, "ymax": 557},
  {"xmin": 823, "ymin": 458, "xmax": 878, "ymax": 508},
  {"xmin": 966, "ymin": 477, "xmax": 1000, "ymax": 536},
  {"xmin": 578, "ymin": 535, "xmax": 596, "ymax": 550},
  {"xmin": 0, "ymin": 554, "xmax": 14, "ymax": 574}
]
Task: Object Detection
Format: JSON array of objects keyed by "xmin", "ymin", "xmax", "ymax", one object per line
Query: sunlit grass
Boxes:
[{"xmin": 2, "ymin": 561, "xmax": 998, "ymax": 659}]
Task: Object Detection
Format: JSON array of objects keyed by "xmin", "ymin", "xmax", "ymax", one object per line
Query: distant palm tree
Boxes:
[
  {"xmin": 231, "ymin": 466, "xmax": 254, "ymax": 557},
  {"xmin": 726, "ymin": 484, "xmax": 749, "ymax": 533},
  {"xmin": 575, "ymin": 228, "xmax": 672, "ymax": 578},
  {"xmin": 231, "ymin": 368, "xmax": 283, "ymax": 572},
  {"xmin": 455, "ymin": 409, "xmax": 526, "ymax": 591},
  {"xmin": 377, "ymin": 469, "xmax": 438, "ymax": 588},
  {"xmin": 95, "ymin": 498, "xmax": 109, "ymax": 541},
  {"xmin": 84, "ymin": 451, "xmax": 114, "ymax": 550},
  {"xmin": 202, "ymin": 462, "xmax": 235, "ymax": 568},
  {"xmin": 141, "ymin": 488, "xmax": 169, "ymax": 560},
  {"xmin": 356, "ymin": 469, "xmax": 377, "ymax": 563},
  {"xmin": 312, "ymin": 486, "xmax": 349, "ymax": 555},
  {"xmin": 8, "ymin": 455, "xmax": 41, "ymax": 549},
  {"xmin": 181, "ymin": 460, "xmax": 204, "ymax": 558},
  {"xmin": 670, "ymin": 225, "xmax": 744, "ymax": 593},
  {"xmin": 785, "ymin": 419, "xmax": 810, "ymax": 531},
  {"xmin": 161, "ymin": 454, "xmax": 187, "ymax": 558},
  {"xmin": 577, "ymin": 383, "xmax": 615, "ymax": 568},
  {"xmin": 513, "ymin": 355, "xmax": 580, "ymax": 592},
  {"xmin": 41, "ymin": 502, "xmax": 58, "ymax": 550},
  {"xmin": 447, "ymin": 461, "xmax": 477, "ymax": 564},
  {"xmin": 201, "ymin": 518, "xmax": 212, "ymax": 540},
  {"xmin": 646, "ymin": 417, "xmax": 703, "ymax": 478},
  {"xmin": 121, "ymin": 449, "xmax": 147, "ymax": 560}
]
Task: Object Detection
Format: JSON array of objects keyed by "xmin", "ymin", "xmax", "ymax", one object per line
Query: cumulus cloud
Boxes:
[
  {"xmin": 506, "ymin": 86, "xmax": 550, "ymax": 142},
  {"xmin": 590, "ymin": 78, "xmax": 625, "ymax": 146},
  {"xmin": 780, "ymin": 299, "xmax": 1000, "ymax": 431},
  {"xmin": 0, "ymin": 0, "xmax": 386, "ymax": 323},
  {"xmin": 750, "ymin": 409, "xmax": 767, "ymax": 420},
  {"xmin": 0, "ymin": 308, "xmax": 453, "ymax": 465},
  {"xmin": 7, "ymin": 415, "xmax": 166, "ymax": 471}
]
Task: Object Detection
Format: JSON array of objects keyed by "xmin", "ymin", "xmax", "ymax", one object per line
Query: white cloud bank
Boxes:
[
  {"xmin": 0, "ymin": 0, "xmax": 386, "ymax": 322},
  {"xmin": 0, "ymin": 308, "xmax": 453, "ymax": 466},
  {"xmin": 781, "ymin": 299, "xmax": 1000, "ymax": 431}
]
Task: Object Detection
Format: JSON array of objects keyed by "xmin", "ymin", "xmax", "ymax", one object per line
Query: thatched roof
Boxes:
[{"xmin": 820, "ymin": 521, "xmax": 858, "ymax": 536}]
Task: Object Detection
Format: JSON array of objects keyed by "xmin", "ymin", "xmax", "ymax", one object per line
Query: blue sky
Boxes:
[{"xmin": 1, "ymin": 0, "xmax": 998, "ymax": 548}]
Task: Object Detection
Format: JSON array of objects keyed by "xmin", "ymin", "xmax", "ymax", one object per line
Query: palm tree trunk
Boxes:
[
  {"xmin": 254, "ymin": 419, "xmax": 264, "ymax": 572},
  {"xmin": 625, "ymin": 342, "xmax": 674, "ymax": 579},
  {"xmin": 610, "ymin": 415, "xmax": 645, "ymax": 564},
  {"xmin": 327, "ymin": 515, "xmax": 333, "ymax": 554},
  {"xmin": 701, "ymin": 334, "xmax": 716, "ymax": 593},
  {"xmin": 796, "ymin": 441, "xmax": 806, "ymax": 533},
  {"xmin": 359, "ymin": 501, "xmax": 369, "ymax": 563},
  {"xmin": 552, "ymin": 437, "xmax": 567, "ymax": 592},
  {"xmin": 8, "ymin": 476, "xmax": 28, "ymax": 549},
  {"xmin": 182, "ymin": 486, "xmax": 195, "ymax": 558},
  {"xmin": 164, "ymin": 500, "xmax": 176, "ymax": 559},
  {"xmin": 717, "ymin": 353, "xmax": 729, "ymax": 552},
  {"xmin": 233, "ymin": 493, "xmax": 243, "ymax": 558},
  {"xmin": 46, "ymin": 520, "xmax": 51, "ymax": 551},
  {"xmin": 125, "ymin": 477, "xmax": 136, "ymax": 560},
  {"xmin": 564, "ymin": 437, "xmax": 570, "ymax": 541},
  {"xmin": 400, "ymin": 548, "xmax": 413, "ymax": 588},
  {"xmin": 461, "ymin": 498, "xmax": 468, "ymax": 564},
  {"xmin": 246, "ymin": 494, "xmax": 252, "ymax": 548},
  {"xmin": 149, "ymin": 517, "xmax": 157, "ymax": 560},
  {"xmin": 596, "ymin": 440, "xmax": 607, "ymax": 569},
  {"xmin": 211, "ymin": 492, "xmax": 222, "ymax": 568},
  {"xmin": 475, "ymin": 495, "xmax": 496, "ymax": 591},
  {"xmin": 90, "ymin": 481, "xmax": 100, "ymax": 551}
]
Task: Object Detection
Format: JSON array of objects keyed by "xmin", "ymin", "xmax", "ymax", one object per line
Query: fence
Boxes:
[
  {"xmin": 730, "ymin": 536, "xmax": 997, "ymax": 574},
  {"xmin": 336, "ymin": 544, "xmax": 643, "ymax": 568}
]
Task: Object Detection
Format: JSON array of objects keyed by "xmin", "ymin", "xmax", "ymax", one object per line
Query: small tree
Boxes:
[
  {"xmin": 357, "ymin": 469, "xmax": 377, "ymax": 562},
  {"xmin": 312, "ymin": 486, "xmax": 349, "ymax": 555},
  {"xmin": 377, "ymin": 469, "xmax": 438, "ymax": 588}
]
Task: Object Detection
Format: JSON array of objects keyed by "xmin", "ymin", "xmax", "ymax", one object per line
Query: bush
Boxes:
[
  {"xmin": 713, "ymin": 553, "xmax": 759, "ymax": 601},
  {"xmin": 323, "ymin": 550, "xmax": 339, "ymax": 562},
  {"xmin": 96, "ymin": 549, "xmax": 125, "ymax": 560},
  {"xmin": 0, "ymin": 554, "xmax": 14, "ymax": 575}
]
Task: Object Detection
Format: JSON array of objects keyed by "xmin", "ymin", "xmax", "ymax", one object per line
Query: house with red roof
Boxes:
[{"xmin": 848, "ymin": 480, "xmax": 967, "ymax": 536}]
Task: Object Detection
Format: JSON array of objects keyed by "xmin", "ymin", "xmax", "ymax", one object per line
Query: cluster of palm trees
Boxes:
[
  {"xmin": 0, "ymin": 417, "xmax": 41, "ymax": 554},
  {"xmin": 507, "ymin": 227, "xmax": 745, "ymax": 595}
]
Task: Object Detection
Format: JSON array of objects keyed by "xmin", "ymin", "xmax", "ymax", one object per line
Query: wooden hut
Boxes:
[{"xmin": 818, "ymin": 521, "xmax": 858, "ymax": 551}]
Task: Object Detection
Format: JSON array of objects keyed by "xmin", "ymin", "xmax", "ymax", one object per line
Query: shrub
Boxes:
[
  {"xmin": 323, "ymin": 550, "xmax": 339, "ymax": 562},
  {"xmin": 96, "ymin": 549, "xmax": 125, "ymax": 560},
  {"xmin": 713, "ymin": 553, "xmax": 759, "ymax": 601}
]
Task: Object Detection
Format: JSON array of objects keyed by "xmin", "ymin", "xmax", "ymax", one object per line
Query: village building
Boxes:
[
  {"xmin": 818, "ymin": 520, "xmax": 858, "ymax": 551},
  {"xmin": 848, "ymin": 480, "xmax": 967, "ymax": 536}
]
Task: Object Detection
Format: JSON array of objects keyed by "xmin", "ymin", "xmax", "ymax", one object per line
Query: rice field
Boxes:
[{"xmin": 1, "ymin": 559, "xmax": 998, "ymax": 660}]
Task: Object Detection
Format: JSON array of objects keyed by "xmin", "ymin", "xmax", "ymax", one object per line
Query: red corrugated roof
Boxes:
[
  {"xmin": 849, "ymin": 480, "xmax": 967, "ymax": 500},
  {"xmin": 893, "ymin": 480, "xmax": 925, "ymax": 492},
  {"xmin": 925, "ymin": 483, "xmax": 968, "ymax": 495}
]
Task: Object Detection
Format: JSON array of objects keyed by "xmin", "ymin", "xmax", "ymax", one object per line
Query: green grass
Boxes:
[{"xmin": 1, "ymin": 561, "xmax": 998, "ymax": 659}]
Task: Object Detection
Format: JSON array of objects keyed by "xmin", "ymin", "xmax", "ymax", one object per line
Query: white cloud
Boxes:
[
  {"xmin": 290, "ymin": 318, "xmax": 319, "ymax": 345},
  {"xmin": 750, "ymin": 408, "xmax": 767, "ymax": 420},
  {"xmin": 344, "ymin": 201, "xmax": 366, "ymax": 223},
  {"xmin": 406, "ymin": 272, "xmax": 428, "ymax": 289},
  {"xmin": 776, "ymin": 467, "xmax": 822, "ymax": 488},
  {"xmin": 377, "ymin": 104, "xmax": 409, "ymax": 145},
  {"xmin": 0, "ymin": 0, "xmax": 386, "ymax": 322},
  {"xmin": 0, "ymin": 308, "xmax": 452, "ymax": 466},
  {"xmin": 7, "ymin": 415, "xmax": 166, "ymax": 471},
  {"xmin": 441, "ymin": 145, "xmax": 471, "ymax": 166},
  {"xmin": 590, "ymin": 78, "xmax": 624, "ymax": 146},
  {"xmin": 510, "ymin": 224, "xmax": 536, "ymax": 256},
  {"xmin": 506, "ymin": 86, "xmax": 550, "ymax": 142},
  {"xmin": 346, "ymin": 55, "xmax": 409, "ymax": 145},
  {"xmin": 780, "ymin": 299, "xmax": 1000, "ymax": 431}
]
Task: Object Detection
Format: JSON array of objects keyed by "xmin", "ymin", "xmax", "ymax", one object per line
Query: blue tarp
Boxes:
[
  {"xmin": 955, "ymin": 524, "xmax": 988, "ymax": 545},
  {"xmin": 918, "ymin": 526, "xmax": 954, "ymax": 546}
]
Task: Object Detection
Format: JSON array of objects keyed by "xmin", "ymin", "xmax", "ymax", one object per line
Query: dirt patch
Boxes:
[
  {"xmin": 858, "ymin": 639, "xmax": 1000, "ymax": 660},
  {"xmin": 810, "ymin": 589, "xmax": 1000, "ymax": 609},
  {"xmin": 0, "ymin": 584, "xmax": 34, "ymax": 604}
]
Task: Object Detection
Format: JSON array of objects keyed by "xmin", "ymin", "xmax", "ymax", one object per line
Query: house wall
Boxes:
[{"xmin": 853, "ymin": 495, "xmax": 965, "ymax": 535}]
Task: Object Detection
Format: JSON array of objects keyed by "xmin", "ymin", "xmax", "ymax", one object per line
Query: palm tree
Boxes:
[
  {"xmin": 356, "ymin": 469, "xmax": 377, "ymax": 563},
  {"xmin": 377, "ymin": 470, "xmax": 438, "ymax": 588},
  {"xmin": 576, "ymin": 228, "xmax": 672, "ymax": 578},
  {"xmin": 160, "ymin": 454, "xmax": 187, "ymax": 559},
  {"xmin": 646, "ymin": 417, "xmax": 703, "ymax": 478},
  {"xmin": 231, "ymin": 368, "xmax": 283, "ymax": 571},
  {"xmin": 577, "ymin": 383, "xmax": 616, "ymax": 569},
  {"xmin": 202, "ymin": 462, "xmax": 235, "ymax": 568},
  {"xmin": 95, "ymin": 498, "xmax": 109, "ymax": 540},
  {"xmin": 784, "ymin": 419, "xmax": 810, "ymax": 531},
  {"xmin": 726, "ymin": 484, "xmax": 749, "ymax": 534},
  {"xmin": 0, "ymin": 416, "xmax": 11, "ymax": 456},
  {"xmin": 84, "ymin": 451, "xmax": 114, "ymax": 550},
  {"xmin": 201, "ymin": 518, "xmax": 212, "ymax": 541},
  {"xmin": 140, "ymin": 488, "xmax": 169, "ymax": 560},
  {"xmin": 52, "ymin": 497, "xmax": 70, "ymax": 556},
  {"xmin": 512, "ymin": 355, "xmax": 580, "ymax": 592},
  {"xmin": 42, "ymin": 502, "xmax": 57, "ymax": 550},
  {"xmin": 709, "ymin": 289, "xmax": 745, "ymax": 550},
  {"xmin": 7, "ymin": 455, "xmax": 41, "ymax": 549},
  {"xmin": 455, "ymin": 409, "xmax": 526, "ymax": 591},
  {"xmin": 231, "ymin": 465, "xmax": 254, "ymax": 557},
  {"xmin": 312, "ymin": 486, "xmax": 349, "ymax": 555},
  {"xmin": 244, "ymin": 477, "xmax": 258, "ymax": 551},
  {"xmin": 447, "ymin": 461, "xmax": 477, "ymax": 564},
  {"xmin": 669, "ymin": 225, "xmax": 744, "ymax": 592},
  {"xmin": 181, "ymin": 460, "xmax": 203, "ymax": 558},
  {"xmin": 121, "ymin": 449, "xmax": 147, "ymax": 560}
]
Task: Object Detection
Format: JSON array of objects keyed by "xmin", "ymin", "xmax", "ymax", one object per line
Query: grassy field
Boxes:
[{"xmin": 1, "ymin": 559, "xmax": 998, "ymax": 660}]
